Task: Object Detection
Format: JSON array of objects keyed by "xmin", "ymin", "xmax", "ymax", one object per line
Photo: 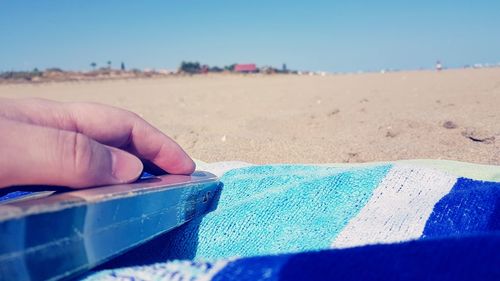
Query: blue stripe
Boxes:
[
  {"xmin": 422, "ymin": 178, "xmax": 500, "ymax": 238},
  {"xmin": 213, "ymin": 233, "xmax": 500, "ymax": 281}
]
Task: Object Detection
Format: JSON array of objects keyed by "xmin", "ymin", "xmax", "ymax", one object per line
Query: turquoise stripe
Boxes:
[{"xmin": 162, "ymin": 164, "xmax": 392, "ymax": 260}]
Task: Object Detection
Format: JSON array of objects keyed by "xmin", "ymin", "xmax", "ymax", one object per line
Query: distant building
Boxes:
[
  {"xmin": 234, "ymin": 64, "xmax": 257, "ymax": 73},
  {"xmin": 260, "ymin": 66, "xmax": 276, "ymax": 74},
  {"xmin": 157, "ymin": 69, "xmax": 175, "ymax": 75},
  {"xmin": 201, "ymin": 64, "xmax": 209, "ymax": 74}
]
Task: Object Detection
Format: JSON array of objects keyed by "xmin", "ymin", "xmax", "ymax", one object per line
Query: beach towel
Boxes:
[{"xmin": 84, "ymin": 160, "xmax": 500, "ymax": 280}]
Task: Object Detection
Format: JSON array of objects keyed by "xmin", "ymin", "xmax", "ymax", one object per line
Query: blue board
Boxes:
[{"xmin": 0, "ymin": 171, "xmax": 221, "ymax": 281}]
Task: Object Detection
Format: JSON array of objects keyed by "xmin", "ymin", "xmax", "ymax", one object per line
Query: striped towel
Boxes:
[{"xmin": 85, "ymin": 160, "xmax": 500, "ymax": 281}]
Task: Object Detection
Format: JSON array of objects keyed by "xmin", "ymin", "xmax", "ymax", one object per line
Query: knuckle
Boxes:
[
  {"xmin": 58, "ymin": 131, "xmax": 94, "ymax": 178},
  {"xmin": 126, "ymin": 110, "xmax": 143, "ymax": 122}
]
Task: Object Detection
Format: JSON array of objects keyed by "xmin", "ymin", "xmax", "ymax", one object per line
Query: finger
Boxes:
[
  {"xmin": 68, "ymin": 103, "xmax": 196, "ymax": 174},
  {"xmin": 0, "ymin": 99, "xmax": 195, "ymax": 175},
  {"xmin": 0, "ymin": 118, "xmax": 143, "ymax": 189}
]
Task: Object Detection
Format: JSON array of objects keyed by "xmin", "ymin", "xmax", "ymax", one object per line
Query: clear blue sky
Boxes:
[{"xmin": 1, "ymin": 0, "xmax": 499, "ymax": 72}]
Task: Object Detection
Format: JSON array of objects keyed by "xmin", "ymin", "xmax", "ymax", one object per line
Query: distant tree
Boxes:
[
  {"xmin": 90, "ymin": 62, "xmax": 97, "ymax": 70},
  {"xmin": 46, "ymin": 67, "xmax": 64, "ymax": 72},
  {"xmin": 209, "ymin": 66, "xmax": 224, "ymax": 73},
  {"xmin": 107, "ymin": 61, "xmax": 112, "ymax": 69},
  {"xmin": 0, "ymin": 70, "xmax": 42, "ymax": 81},
  {"xmin": 30, "ymin": 68, "xmax": 41, "ymax": 79},
  {"xmin": 131, "ymin": 68, "xmax": 142, "ymax": 74},
  {"xmin": 224, "ymin": 64, "xmax": 236, "ymax": 72},
  {"xmin": 121, "ymin": 62, "xmax": 125, "ymax": 71},
  {"xmin": 179, "ymin": 61, "xmax": 201, "ymax": 74}
]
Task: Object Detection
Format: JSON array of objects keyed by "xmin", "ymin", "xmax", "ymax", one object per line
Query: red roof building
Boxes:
[{"xmin": 234, "ymin": 64, "xmax": 257, "ymax": 73}]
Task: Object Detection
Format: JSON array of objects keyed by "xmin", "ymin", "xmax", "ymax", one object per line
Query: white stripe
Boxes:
[
  {"xmin": 332, "ymin": 164, "xmax": 457, "ymax": 248},
  {"xmin": 198, "ymin": 259, "xmax": 234, "ymax": 281},
  {"xmin": 195, "ymin": 161, "xmax": 254, "ymax": 177}
]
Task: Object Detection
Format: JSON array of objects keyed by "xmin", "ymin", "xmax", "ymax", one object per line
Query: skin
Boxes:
[{"xmin": 0, "ymin": 98, "xmax": 195, "ymax": 189}]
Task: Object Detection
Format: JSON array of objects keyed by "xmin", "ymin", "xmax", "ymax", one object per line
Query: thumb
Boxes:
[{"xmin": 0, "ymin": 119, "xmax": 143, "ymax": 188}]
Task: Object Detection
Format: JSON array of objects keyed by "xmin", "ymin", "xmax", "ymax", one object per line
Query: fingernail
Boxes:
[{"xmin": 110, "ymin": 150, "xmax": 143, "ymax": 183}]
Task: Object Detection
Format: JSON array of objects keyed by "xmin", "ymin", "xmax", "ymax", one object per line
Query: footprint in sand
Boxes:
[
  {"xmin": 327, "ymin": 109, "xmax": 340, "ymax": 117},
  {"xmin": 442, "ymin": 120, "xmax": 458, "ymax": 129},
  {"xmin": 461, "ymin": 127, "xmax": 495, "ymax": 144}
]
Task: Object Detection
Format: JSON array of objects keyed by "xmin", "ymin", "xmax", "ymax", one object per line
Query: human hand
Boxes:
[{"xmin": 0, "ymin": 98, "xmax": 195, "ymax": 189}]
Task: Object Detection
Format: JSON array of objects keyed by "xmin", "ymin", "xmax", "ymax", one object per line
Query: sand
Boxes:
[{"xmin": 0, "ymin": 68, "xmax": 499, "ymax": 165}]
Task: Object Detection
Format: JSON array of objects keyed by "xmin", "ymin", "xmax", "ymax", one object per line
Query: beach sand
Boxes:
[{"xmin": 0, "ymin": 68, "xmax": 499, "ymax": 165}]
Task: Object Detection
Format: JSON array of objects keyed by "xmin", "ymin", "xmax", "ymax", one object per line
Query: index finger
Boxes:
[{"xmin": 69, "ymin": 103, "xmax": 196, "ymax": 175}]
